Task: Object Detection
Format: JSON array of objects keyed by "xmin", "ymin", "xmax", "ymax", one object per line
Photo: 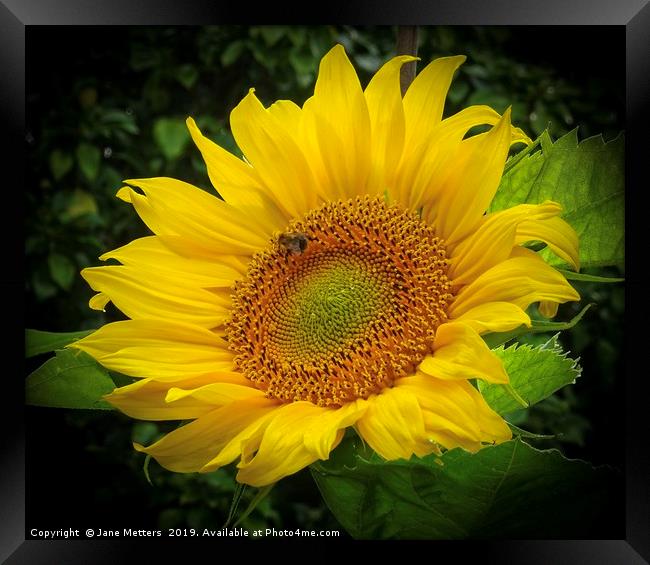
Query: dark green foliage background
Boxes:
[{"xmin": 26, "ymin": 26, "xmax": 624, "ymax": 537}]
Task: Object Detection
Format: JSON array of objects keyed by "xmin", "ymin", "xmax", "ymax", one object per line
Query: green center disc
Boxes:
[{"xmin": 268, "ymin": 252, "xmax": 389, "ymax": 362}]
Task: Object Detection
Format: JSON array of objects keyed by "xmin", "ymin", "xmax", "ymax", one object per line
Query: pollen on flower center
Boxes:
[{"xmin": 226, "ymin": 196, "xmax": 453, "ymax": 407}]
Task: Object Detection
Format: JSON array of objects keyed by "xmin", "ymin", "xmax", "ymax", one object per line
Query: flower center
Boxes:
[{"xmin": 226, "ymin": 196, "xmax": 453, "ymax": 407}]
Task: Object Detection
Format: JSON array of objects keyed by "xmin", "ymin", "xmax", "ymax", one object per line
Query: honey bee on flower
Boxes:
[{"xmin": 278, "ymin": 231, "xmax": 309, "ymax": 255}]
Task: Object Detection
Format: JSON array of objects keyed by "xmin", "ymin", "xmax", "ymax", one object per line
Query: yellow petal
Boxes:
[
  {"xmin": 100, "ymin": 236, "xmax": 243, "ymax": 288},
  {"xmin": 397, "ymin": 374, "xmax": 511, "ymax": 450},
  {"xmin": 434, "ymin": 109, "xmax": 513, "ymax": 244},
  {"xmin": 515, "ymin": 215, "xmax": 580, "ymax": 271},
  {"xmin": 364, "ymin": 55, "xmax": 417, "ymax": 192},
  {"xmin": 187, "ymin": 117, "xmax": 292, "ymax": 234},
  {"xmin": 299, "ymin": 99, "xmax": 345, "ymax": 201},
  {"xmin": 133, "ymin": 397, "xmax": 278, "ymax": 473},
  {"xmin": 397, "ymin": 376, "xmax": 481, "ymax": 448},
  {"xmin": 116, "ymin": 185, "xmax": 164, "ymax": 234},
  {"xmin": 433, "ymin": 105, "xmax": 531, "ymax": 146},
  {"xmin": 305, "ymin": 44, "xmax": 372, "ymax": 200},
  {"xmin": 392, "ymin": 56, "xmax": 465, "ymax": 207},
  {"xmin": 449, "ymin": 201, "xmax": 563, "ymax": 284},
  {"xmin": 185, "ymin": 117, "xmax": 262, "ymax": 201},
  {"xmin": 166, "ymin": 382, "xmax": 265, "ymax": 405},
  {"xmin": 302, "ymin": 399, "xmax": 368, "ymax": 460},
  {"xmin": 105, "ymin": 373, "xmax": 250, "ymax": 420},
  {"xmin": 451, "ymin": 302, "xmax": 531, "ymax": 335},
  {"xmin": 81, "ymin": 266, "xmax": 231, "ymax": 328},
  {"xmin": 201, "ymin": 410, "xmax": 278, "ymax": 472},
  {"xmin": 230, "ymin": 89, "xmax": 318, "ymax": 219},
  {"xmin": 231, "ymin": 399, "xmax": 367, "ymax": 486},
  {"xmin": 116, "ymin": 184, "xmax": 274, "ymax": 262},
  {"xmin": 450, "ymin": 247, "xmax": 580, "ymax": 317},
  {"xmin": 403, "ymin": 55, "xmax": 466, "ymax": 149},
  {"xmin": 268, "ymin": 99, "xmax": 303, "ymax": 132},
  {"xmin": 89, "ymin": 292, "xmax": 110, "ymax": 311},
  {"xmin": 118, "ymin": 177, "xmax": 270, "ymax": 254},
  {"xmin": 69, "ymin": 319, "xmax": 234, "ymax": 379},
  {"xmin": 538, "ymin": 300, "xmax": 560, "ymax": 318},
  {"xmin": 268, "ymin": 98, "xmax": 330, "ymax": 203},
  {"xmin": 394, "ymin": 104, "xmax": 529, "ymax": 210},
  {"xmin": 355, "ymin": 387, "xmax": 431, "ymax": 460},
  {"xmin": 418, "ymin": 322, "xmax": 509, "ymax": 384}
]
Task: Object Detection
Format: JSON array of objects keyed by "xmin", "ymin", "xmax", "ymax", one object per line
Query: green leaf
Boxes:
[
  {"xmin": 557, "ymin": 269, "xmax": 624, "ymax": 283},
  {"xmin": 482, "ymin": 303, "xmax": 593, "ymax": 349},
  {"xmin": 446, "ymin": 80, "xmax": 469, "ymax": 104},
  {"xmin": 25, "ymin": 328, "xmax": 95, "ymax": 358},
  {"xmin": 493, "ymin": 130, "xmax": 624, "ymax": 269},
  {"xmin": 467, "ymin": 91, "xmax": 510, "ymax": 114},
  {"xmin": 61, "ymin": 189, "xmax": 99, "ymax": 222},
  {"xmin": 101, "ymin": 109, "xmax": 139, "ymax": 134},
  {"xmin": 109, "ymin": 371, "xmax": 137, "ymax": 388},
  {"xmin": 220, "ymin": 40, "xmax": 246, "ymax": 67},
  {"xmin": 289, "ymin": 50, "xmax": 316, "ymax": 75},
  {"xmin": 479, "ymin": 334, "xmax": 581, "ymax": 415},
  {"xmin": 259, "ymin": 26, "xmax": 286, "ymax": 47},
  {"xmin": 176, "ymin": 64, "xmax": 199, "ymax": 89},
  {"xmin": 26, "ymin": 349, "xmax": 115, "ymax": 410},
  {"xmin": 312, "ymin": 436, "xmax": 617, "ymax": 539},
  {"xmin": 76, "ymin": 143, "xmax": 101, "ymax": 181},
  {"xmin": 503, "ymin": 136, "xmax": 541, "ymax": 175},
  {"xmin": 31, "ymin": 271, "xmax": 58, "ymax": 300},
  {"xmin": 353, "ymin": 53, "xmax": 382, "ymax": 73},
  {"xmin": 49, "ymin": 150, "xmax": 73, "ymax": 180},
  {"xmin": 47, "ymin": 253, "xmax": 76, "ymax": 290},
  {"xmin": 153, "ymin": 117, "xmax": 190, "ymax": 160},
  {"xmin": 287, "ymin": 28, "xmax": 306, "ymax": 48}
]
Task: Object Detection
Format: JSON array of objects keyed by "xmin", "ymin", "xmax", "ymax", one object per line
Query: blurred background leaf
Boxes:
[
  {"xmin": 76, "ymin": 142, "xmax": 101, "ymax": 182},
  {"xmin": 153, "ymin": 117, "xmax": 190, "ymax": 160}
]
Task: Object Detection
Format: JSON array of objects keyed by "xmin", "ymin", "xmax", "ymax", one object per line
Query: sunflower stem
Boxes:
[
  {"xmin": 396, "ymin": 26, "xmax": 418, "ymax": 95},
  {"xmin": 234, "ymin": 483, "xmax": 276, "ymax": 527},
  {"xmin": 223, "ymin": 483, "xmax": 246, "ymax": 528},
  {"xmin": 143, "ymin": 454, "xmax": 153, "ymax": 486}
]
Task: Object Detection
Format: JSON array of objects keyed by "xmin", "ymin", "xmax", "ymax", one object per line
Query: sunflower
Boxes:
[{"xmin": 71, "ymin": 45, "xmax": 580, "ymax": 487}]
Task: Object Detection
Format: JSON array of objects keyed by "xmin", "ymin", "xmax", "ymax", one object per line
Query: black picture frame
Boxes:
[{"xmin": 6, "ymin": 0, "xmax": 648, "ymax": 562}]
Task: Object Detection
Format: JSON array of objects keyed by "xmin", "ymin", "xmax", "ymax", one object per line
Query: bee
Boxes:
[{"xmin": 278, "ymin": 231, "xmax": 309, "ymax": 255}]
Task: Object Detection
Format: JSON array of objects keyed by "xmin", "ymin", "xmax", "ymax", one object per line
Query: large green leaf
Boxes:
[
  {"xmin": 493, "ymin": 130, "xmax": 624, "ymax": 270},
  {"xmin": 26, "ymin": 349, "xmax": 115, "ymax": 410},
  {"xmin": 479, "ymin": 334, "xmax": 581, "ymax": 415},
  {"xmin": 312, "ymin": 436, "xmax": 617, "ymax": 539},
  {"xmin": 25, "ymin": 328, "xmax": 95, "ymax": 358}
]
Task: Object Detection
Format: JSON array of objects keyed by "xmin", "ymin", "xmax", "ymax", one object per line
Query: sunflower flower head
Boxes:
[{"xmin": 72, "ymin": 45, "xmax": 580, "ymax": 487}]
